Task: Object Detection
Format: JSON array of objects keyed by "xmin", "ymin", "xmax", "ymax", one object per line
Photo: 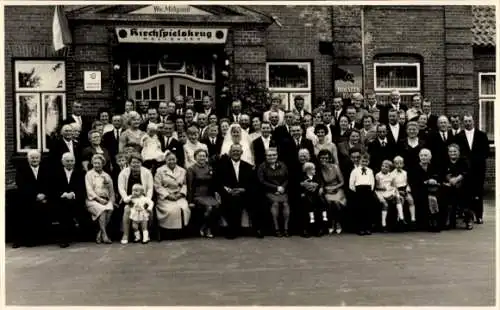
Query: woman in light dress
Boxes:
[
  {"xmin": 119, "ymin": 111, "xmax": 145, "ymax": 152},
  {"xmin": 85, "ymin": 154, "xmax": 116, "ymax": 244},
  {"xmin": 154, "ymin": 151, "xmax": 191, "ymax": 237},
  {"xmin": 220, "ymin": 123, "xmax": 254, "ymax": 165}
]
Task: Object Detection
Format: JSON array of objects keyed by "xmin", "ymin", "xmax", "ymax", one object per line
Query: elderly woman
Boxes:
[
  {"xmin": 85, "ymin": 154, "xmax": 115, "ymax": 244},
  {"xmin": 70, "ymin": 122, "xmax": 82, "ymax": 144},
  {"xmin": 333, "ymin": 116, "xmax": 351, "ymax": 144},
  {"xmin": 408, "ymin": 148, "xmax": 441, "ymax": 232},
  {"xmin": 313, "ymin": 124, "xmax": 339, "ymax": 165},
  {"xmin": 257, "ymin": 147, "xmax": 290, "ymax": 237},
  {"xmin": 154, "ymin": 151, "xmax": 190, "ymax": 238},
  {"xmin": 186, "ymin": 149, "xmax": 220, "ymax": 238},
  {"xmin": 219, "ymin": 118, "xmax": 230, "ymax": 139},
  {"xmin": 317, "ymin": 149, "xmax": 346, "ymax": 234},
  {"xmin": 399, "ymin": 121, "xmax": 426, "ymax": 172},
  {"xmin": 82, "ymin": 130, "xmax": 111, "ymax": 173},
  {"xmin": 119, "ymin": 111, "xmax": 145, "ymax": 153},
  {"xmin": 117, "ymin": 153, "xmax": 154, "ymax": 244},
  {"xmin": 417, "ymin": 114, "xmax": 431, "ymax": 141}
]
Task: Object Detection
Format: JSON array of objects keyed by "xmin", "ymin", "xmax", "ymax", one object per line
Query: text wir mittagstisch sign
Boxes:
[{"xmin": 115, "ymin": 28, "xmax": 228, "ymax": 44}]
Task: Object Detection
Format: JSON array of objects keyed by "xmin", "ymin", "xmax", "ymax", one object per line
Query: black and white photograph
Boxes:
[{"xmin": 2, "ymin": 2, "xmax": 497, "ymax": 307}]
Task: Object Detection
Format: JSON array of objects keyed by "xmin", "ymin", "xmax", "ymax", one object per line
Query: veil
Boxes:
[{"xmin": 220, "ymin": 123, "xmax": 255, "ymax": 165}]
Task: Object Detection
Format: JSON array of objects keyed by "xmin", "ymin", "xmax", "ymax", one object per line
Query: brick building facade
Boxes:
[{"xmin": 4, "ymin": 5, "xmax": 496, "ymax": 190}]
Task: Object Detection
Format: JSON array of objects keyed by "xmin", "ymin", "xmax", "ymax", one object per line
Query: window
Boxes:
[
  {"xmin": 266, "ymin": 62, "xmax": 312, "ymax": 112},
  {"xmin": 479, "ymin": 73, "xmax": 495, "ymax": 142},
  {"xmin": 14, "ymin": 60, "xmax": 66, "ymax": 153},
  {"xmin": 374, "ymin": 62, "xmax": 421, "ymax": 107}
]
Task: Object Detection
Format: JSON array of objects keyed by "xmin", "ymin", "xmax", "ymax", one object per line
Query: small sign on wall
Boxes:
[
  {"xmin": 84, "ymin": 71, "xmax": 102, "ymax": 91},
  {"xmin": 334, "ymin": 65, "xmax": 363, "ymax": 99}
]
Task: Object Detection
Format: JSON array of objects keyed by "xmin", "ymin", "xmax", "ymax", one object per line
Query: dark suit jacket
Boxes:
[
  {"xmin": 102, "ymin": 129, "xmax": 122, "ymax": 162},
  {"xmin": 332, "ymin": 109, "xmax": 346, "ymax": 127},
  {"xmin": 15, "ymin": 162, "xmax": 50, "ymax": 205},
  {"xmin": 379, "ymin": 104, "xmax": 408, "ymax": 125},
  {"xmin": 159, "ymin": 135, "xmax": 185, "ymax": 167},
  {"xmin": 367, "ymin": 139, "xmax": 398, "ymax": 172},
  {"xmin": 215, "ymin": 156, "xmax": 255, "ymax": 201},
  {"xmin": 426, "ymin": 114, "xmax": 438, "ymax": 131},
  {"xmin": 48, "ymin": 138, "xmax": 81, "ymax": 168},
  {"xmin": 387, "ymin": 123, "xmax": 406, "ymax": 145},
  {"xmin": 454, "ymin": 129, "xmax": 490, "ymax": 177},
  {"xmin": 273, "ymin": 124, "xmax": 292, "ymax": 144},
  {"xmin": 281, "ymin": 136, "xmax": 315, "ymax": 168},
  {"xmin": 427, "ymin": 130, "xmax": 455, "ymax": 166},
  {"xmin": 252, "ymin": 136, "xmax": 279, "ymax": 168},
  {"xmin": 201, "ymin": 136, "xmax": 223, "ymax": 160},
  {"xmin": 52, "ymin": 167, "xmax": 85, "ymax": 205}
]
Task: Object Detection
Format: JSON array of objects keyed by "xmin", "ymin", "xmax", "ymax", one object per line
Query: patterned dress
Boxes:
[{"xmin": 85, "ymin": 169, "xmax": 115, "ymax": 221}]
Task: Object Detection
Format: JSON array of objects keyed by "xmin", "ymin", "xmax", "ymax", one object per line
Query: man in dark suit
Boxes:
[
  {"xmin": 201, "ymin": 124, "xmax": 223, "ymax": 166},
  {"xmin": 157, "ymin": 101, "xmax": 170, "ymax": 123},
  {"xmin": 274, "ymin": 110, "xmax": 294, "ymax": 143},
  {"xmin": 62, "ymin": 101, "xmax": 90, "ymax": 145},
  {"xmin": 139, "ymin": 107, "xmax": 159, "ymax": 131},
  {"xmin": 102, "ymin": 115, "xmax": 123, "ymax": 169},
  {"xmin": 367, "ymin": 124, "xmax": 397, "ymax": 172},
  {"xmin": 52, "ymin": 152, "xmax": 85, "ymax": 248},
  {"xmin": 292, "ymin": 95, "xmax": 310, "ymax": 120},
  {"xmin": 450, "ymin": 114, "xmax": 462, "ymax": 137},
  {"xmin": 454, "ymin": 114, "xmax": 490, "ymax": 224},
  {"xmin": 386, "ymin": 108, "xmax": 406, "ymax": 146},
  {"xmin": 159, "ymin": 121, "xmax": 185, "ymax": 167},
  {"xmin": 174, "ymin": 95, "xmax": 185, "ymax": 118},
  {"xmin": 345, "ymin": 105, "xmax": 362, "ymax": 130},
  {"xmin": 422, "ymin": 99, "xmax": 438, "ymax": 132},
  {"xmin": 202, "ymin": 95, "xmax": 216, "ymax": 117},
  {"xmin": 427, "ymin": 115, "xmax": 455, "ymax": 166},
  {"xmin": 252, "ymin": 122, "xmax": 278, "ymax": 167},
  {"xmin": 281, "ymin": 124, "xmax": 315, "ymax": 169},
  {"xmin": 137, "ymin": 100, "xmax": 150, "ymax": 124},
  {"xmin": 380, "ymin": 90, "xmax": 408, "ymax": 124},
  {"xmin": 216, "ymin": 144, "xmax": 261, "ymax": 238},
  {"xmin": 49, "ymin": 124, "xmax": 81, "ymax": 169},
  {"xmin": 13, "ymin": 150, "xmax": 50, "ymax": 248}
]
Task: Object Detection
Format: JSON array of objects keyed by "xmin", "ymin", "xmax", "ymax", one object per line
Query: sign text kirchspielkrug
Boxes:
[{"xmin": 115, "ymin": 28, "xmax": 228, "ymax": 44}]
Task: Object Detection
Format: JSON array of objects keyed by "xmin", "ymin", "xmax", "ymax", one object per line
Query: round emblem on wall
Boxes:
[
  {"xmin": 118, "ymin": 30, "xmax": 128, "ymax": 39},
  {"xmin": 90, "ymin": 73, "xmax": 96, "ymax": 79},
  {"xmin": 215, "ymin": 31, "xmax": 224, "ymax": 39}
]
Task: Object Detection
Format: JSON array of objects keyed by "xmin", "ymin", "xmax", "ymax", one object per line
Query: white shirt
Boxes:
[
  {"xmin": 114, "ymin": 128, "xmax": 121, "ymax": 140},
  {"xmin": 407, "ymin": 138, "xmax": 419, "ymax": 148},
  {"xmin": 64, "ymin": 168, "xmax": 73, "ymax": 183},
  {"xmin": 64, "ymin": 139, "xmax": 74, "ymax": 155},
  {"xmin": 391, "ymin": 103, "xmax": 400, "ymax": 111},
  {"xmin": 261, "ymin": 136, "xmax": 271, "ymax": 150},
  {"xmin": 452, "ymin": 128, "xmax": 461, "ymax": 135},
  {"xmin": 465, "ymin": 128, "xmax": 475, "ymax": 149},
  {"xmin": 209, "ymin": 137, "xmax": 217, "ymax": 145},
  {"xmin": 389, "ymin": 123, "xmax": 400, "ymax": 141},
  {"xmin": 233, "ymin": 114, "xmax": 242, "ymax": 123},
  {"xmin": 72, "ymin": 115, "xmax": 82, "ymax": 126},
  {"xmin": 379, "ymin": 138, "xmax": 388, "ymax": 146},
  {"xmin": 334, "ymin": 109, "xmax": 343, "ymax": 120},
  {"xmin": 204, "ymin": 109, "xmax": 212, "ymax": 116},
  {"xmin": 31, "ymin": 165, "xmax": 39, "ymax": 179},
  {"xmin": 392, "ymin": 169, "xmax": 408, "ymax": 189},
  {"xmin": 231, "ymin": 159, "xmax": 240, "ymax": 181},
  {"xmin": 349, "ymin": 166, "xmax": 375, "ymax": 191},
  {"xmin": 440, "ymin": 131, "xmax": 448, "ymax": 141}
]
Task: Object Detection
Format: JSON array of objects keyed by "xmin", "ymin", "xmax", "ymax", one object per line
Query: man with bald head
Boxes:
[
  {"xmin": 427, "ymin": 115, "xmax": 454, "ymax": 166},
  {"xmin": 157, "ymin": 102, "xmax": 169, "ymax": 123},
  {"xmin": 174, "ymin": 95, "xmax": 185, "ymax": 117},
  {"xmin": 49, "ymin": 124, "xmax": 81, "ymax": 168},
  {"xmin": 379, "ymin": 89, "xmax": 407, "ymax": 125},
  {"xmin": 216, "ymin": 143, "xmax": 262, "ymax": 238},
  {"xmin": 230, "ymin": 100, "xmax": 243, "ymax": 123},
  {"xmin": 53, "ymin": 152, "xmax": 85, "ymax": 248}
]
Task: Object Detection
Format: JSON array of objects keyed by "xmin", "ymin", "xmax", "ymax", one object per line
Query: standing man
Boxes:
[
  {"xmin": 102, "ymin": 115, "xmax": 123, "ymax": 170},
  {"xmin": 139, "ymin": 107, "xmax": 159, "ymax": 131},
  {"xmin": 64, "ymin": 101, "xmax": 89, "ymax": 145},
  {"xmin": 137, "ymin": 101, "xmax": 150, "ymax": 123},
  {"xmin": 202, "ymin": 95, "xmax": 215, "ymax": 117},
  {"xmin": 454, "ymin": 113, "xmax": 490, "ymax": 224},
  {"xmin": 387, "ymin": 109, "xmax": 405, "ymax": 145},
  {"xmin": 292, "ymin": 95, "xmax": 309, "ymax": 120},
  {"xmin": 230, "ymin": 100, "xmax": 243, "ymax": 124},
  {"xmin": 422, "ymin": 99, "xmax": 438, "ymax": 131},
  {"xmin": 380, "ymin": 89, "xmax": 408, "ymax": 124},
  {"xmin": 197, "ymin": 113, "xmax": 209, "ymax": 139},
  {"xmin": 174, "ymin": 95, "xmax": 185, "ymax": 118},
  {"xmin": 49, "ymin": 124, "xmax": 81, "ymax": 169},
  {"xmin": 332, "ymin": 96, "xmax": 346, "ymax": 128},
  {"xmin": 427, "ymin": 115, "xmax": 454, "ymax": 166},
  {"xmin": 160, "ymin": 121, "xmax": 185, "ymax": 167},
  {"xmin": 157, "ymin": 102, "xmax": 170, "ymax": 123}
]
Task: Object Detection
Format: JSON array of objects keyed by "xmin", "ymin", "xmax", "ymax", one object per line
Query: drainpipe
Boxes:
[{"xmin": 361, "ymin": 6, "xmax": 366, "ymax": 93}]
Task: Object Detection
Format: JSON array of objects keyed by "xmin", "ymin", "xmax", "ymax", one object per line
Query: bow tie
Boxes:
[{"xmin": 361, "ymin": 167, "xmax": 367, "ymax": 175}]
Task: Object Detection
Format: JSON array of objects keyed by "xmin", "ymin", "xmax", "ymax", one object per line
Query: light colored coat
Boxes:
[{"xmin": 117, "ymin": 166, "xmax": 154, "ymax": 202}]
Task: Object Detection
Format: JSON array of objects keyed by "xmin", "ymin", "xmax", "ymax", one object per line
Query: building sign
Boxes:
[
  {"xmin": 84, "ymin": 71, "xmax": 102, "ymax": 91},
  {"xmin": 129, "ymin": 5, "xmax": 212, "ymax": 15},
  {"xmin": 334, "ymin": 65, "xmax": 363, "ymax": 99},
  {"xmin": 115, "ymin": 28, "xmax": 228, "ymax": 44}
]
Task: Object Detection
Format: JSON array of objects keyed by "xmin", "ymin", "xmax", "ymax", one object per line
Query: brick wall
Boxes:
[{"xmin": 250, "ymin": 5, "xmax": 334, "ymax": 103}]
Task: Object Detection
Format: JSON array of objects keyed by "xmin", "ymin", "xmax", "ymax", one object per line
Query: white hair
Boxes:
[
  {"xmin": 419, "ymin": 148, "xmax": 432, "ymax": 158},
  {"xmin": 61, "ymin": 124, "xmax": 73, "ymax": 133},
  {"xmin": 61, "ymin": 152, "xmax": 75, "ymax": 161},
  {"xmin": 438, "ymin": 115, "xmax": 449, "ymax": 123},
  {"xmin": 27, "ymin": 149, "xmax": 41, "ymax": 158},
  {"xmin": 391, "ymin": 89, "xmax": 400, "ymax": 96}
]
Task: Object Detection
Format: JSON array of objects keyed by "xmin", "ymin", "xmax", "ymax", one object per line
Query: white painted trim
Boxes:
[
  {"xmin": 266, "ymin": 62, "xmax": 312, "ymax": 92},
  {"xmin": 373, "ymin": 62, "xmax": 421, "ymax": 92},
  {"xmin": 127, "ymin": 59, "xmax": 216, "ymax": 84},
  {"xmin": 479, "ymin": 72, "xmax": 496, "ymax": 98}
]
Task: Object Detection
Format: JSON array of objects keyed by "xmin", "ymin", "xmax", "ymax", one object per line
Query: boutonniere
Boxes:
[
  {"xmin": 171, "ymin": 147, "xmax": 176, "ymax": 151},
  {"xmin": 208, "ymin": 169, "xmax": 213, "ymax": 175}
]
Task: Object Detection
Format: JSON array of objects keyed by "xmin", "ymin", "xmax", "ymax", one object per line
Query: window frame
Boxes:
[
  {"xmin": 373, "ymin": 62, "xmax": 421, "ymax": 92},
  {"xmin": 479, "ymin": 72, "xmax": 496, "ymax": 98},
  {"xmin": 266, "ymin": 61, "xmax": 312, "ymax": 92},
  {"xmin": 478, "ymin": 72, "xmax": 496, "ymax": 146}
]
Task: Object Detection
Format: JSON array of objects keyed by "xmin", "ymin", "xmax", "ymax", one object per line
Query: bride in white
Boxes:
[{"xmin": 220, "ymin": 123, "xmax": 254, "ymax": 166}]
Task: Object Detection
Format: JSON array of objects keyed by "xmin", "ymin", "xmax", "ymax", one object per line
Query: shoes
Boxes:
[
  {"xmin": 476, "ymin": 218, "xmax": 484, "ymax": 224},
  {"xmin": 357, "ymin": 231, "xmax": 366, "ymax": 236},
  {"xmin": 365, "ymin": 230, "xmax": 372, "ymax": 235},
  {"xmin": 256, "ymin": 230, "xmax": 264, "ymax": 239},
  {"xmin": 134, "ymin": 231, "xmax": 141, "ymax": 243},
  {"xmin": 302, "ymin": 230, "xmax": 310, "ymax": 238},
  {"xmin": 283, "ymin": 230, "xmax": 290, "ymax": 237},
  {"xmin": 120, "ymin": 239, "xmax": 128, "ymax": 245},
  {"xmin": 142, "ymin": 231, "xmax": 150, "ymax": 244},
  {"xmin": 59, "ymin": 243, "xmax": 70, "ymax": 248},
  {"xmin": 466, "ymin": 222, "xmax": 474, "ymax": 230},
  {"xmin": 12, "ymin": 243, "xmax": 20, "ymax": 249},
  {"xmin": 275, "ymin": 230, "xmax": 283, "ymax": 238}
]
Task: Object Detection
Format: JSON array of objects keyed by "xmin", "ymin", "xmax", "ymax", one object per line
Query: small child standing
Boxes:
[
  {"xmin": 375, "ymin": 160, "xmax": 404, "ymax": 231},
  {"xmin": 127, "ymin": 184, "xmax": 154, "ymax": 244},
  {"xmin": 300, "ymin": 162, "xmax": 324, "ymax": 237},
  {"xmin": 392, "ymin": 156, "xmax": 416, "ymax": 226},
  {"xmin": 141, "ymin": 123, "xmax": 165, "ymax": 173},
  {"xmin": 349, "ymin": 153, "xmax": 375, "ymax": 235}
]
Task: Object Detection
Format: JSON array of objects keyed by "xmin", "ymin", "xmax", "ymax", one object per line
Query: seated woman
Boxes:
[
  {"xmin": 317, "ymin": 149, "xmax": 346, "ymax": 235},
  {"xmin": 257, "ymin": 147, "xmax": 290, "ymax": 237},
  {"xmin": 186, "ymin": 149, "xmax": 220, "ymax": 238},
  {"xmin": 154, "ymin": 151, "xmax": 190, "ymax": 239},
  {"xmin": 85, "ymin": 154, "xmax": 116, "ymax": 244},
  {"xmin": 441, "ymin": 143, "xmax": 472, "ymax": 230},
  {"xmin": 117, "ymin": 153, "xmax": 154, "ymax": 244},
  {"xmin": 82, "ymin": 130, "xmax": 111, "ymax": 174},
  {"xmin": 408, "ymin": 148, "xmax": 441, "ymax": 232},
  {"xmin": 313, "ymin": 123, "xmax": 339, "ymax": 165}
]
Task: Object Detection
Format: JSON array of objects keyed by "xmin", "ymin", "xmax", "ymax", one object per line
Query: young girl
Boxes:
[
  {"xmin": 126, "ymin": 184, "xmax": 154, "ymax": 244},
  {"xmin": 392, "ymin": 156, "xmax": 416, "ymax": 226},
  {"xmin": 141, "ymin": 123, "xmax": 164, "ymax": 172},
  {"xmin": 375, "ymin": 160, "xmax": 404, "ymax": 231},
  {"xmin": 300, "ymin": 162, "xmax": 323, "ymax": 237}
]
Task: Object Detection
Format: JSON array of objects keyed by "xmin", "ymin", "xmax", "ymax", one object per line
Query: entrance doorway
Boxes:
[{"xmin": 126, "ymin": 46, "xmax": 217, "ymax": 106}]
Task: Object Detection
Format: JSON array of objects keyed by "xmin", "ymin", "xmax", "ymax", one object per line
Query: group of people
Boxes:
[{"xmin": 12, "ymin": 90, "xmax": 491, "ymax": 248}]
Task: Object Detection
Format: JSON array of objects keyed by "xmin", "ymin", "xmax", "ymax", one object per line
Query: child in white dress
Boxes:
[
  {"xmin": 141, "ymin": 123, "xmax": 165, "ymax": 172},
  {"xmin": 392, "ymin": 156, "xmax": 416, "ymax": 225},
  {"xmin": 375, "ymin": 160, "xmax": 404, "ymax": 230},
  {"xmin": 127, "ymin": 184, "xmax": 154, "ymax": 244}
]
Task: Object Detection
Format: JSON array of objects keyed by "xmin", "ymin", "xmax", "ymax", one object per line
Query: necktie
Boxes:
[
  {"xmin": 211, "ymin": 138, "xmax": 215, "ymax": 145},
  {"xmin": 166, "ymin": 137, "xmax": 170, "ymax": 147},
  {"xmin": 296, "ymin": 138, "xmax": 300, "ymax": 146},
  {"xmin": 442, "ymin": 132, "xmax": 446, "ymax": 141},
  {"xmin": 115, "ymin": 129, "xmax": 119, "ymax": 140},
  {"xmin": 362, "ymin": 167, "xmax": 367, "ymax": 175},
  {"xmin": 381, "ymin": 141, "xmax": 386, "ymax": 147}
]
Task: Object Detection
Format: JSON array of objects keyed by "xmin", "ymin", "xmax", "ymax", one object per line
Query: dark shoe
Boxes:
[
  {"xmin": 381, "ymin": 226, "xmax": 388, "ymax": 233},
  {"xmin": 302, "ymin": 231, "xmax": 310, "ymax": 238},
  {"xmin": 476, "ymin": 218, "xmax": 484, "ymax": 224},
  {"xmin": 365, "ymin": 230, "xmax": 372, "ymax": 235},
  {"xmin": 283, "ymin": 230, "xmax": 290, "ymax": 237},
  {"xmin": 275, "ymin": 230, "xmax": 283, "ymax": 238},
  {"xmin": 357, "ymin": 231, "xmax": 366, "ymax": 236},
  {"xmin": 59, "ymin": 243, "xmax": 70, "ymax": 248},
  {"xmin": 12, "ymin": 243, "xmax": 20, "ymax": 249},
  {"xmin": 466, "ymin": 222, "xmax": 474, "ymax": 230},
  {"xmin": 256, "ymin": 230, "xmax": 264, "ymax": 239}
]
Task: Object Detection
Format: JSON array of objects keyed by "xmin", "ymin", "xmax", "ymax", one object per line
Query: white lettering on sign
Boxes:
[
  {"xmin": 129, "ymin": 5, "xmax": 212, "ymax": 15},
  {"xmin": 115, "ymin": 28, "xmax": 228, "ymax": 44}
]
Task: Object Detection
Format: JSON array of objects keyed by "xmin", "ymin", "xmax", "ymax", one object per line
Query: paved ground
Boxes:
[{"xmin": 5, "ymin": 201, "xmax": 496, "ymax": 306}]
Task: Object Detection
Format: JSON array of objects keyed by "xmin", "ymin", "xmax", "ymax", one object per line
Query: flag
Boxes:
[{"xmin": 52, "ymin": 6, "xmax": 72, "ymax": 51}]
